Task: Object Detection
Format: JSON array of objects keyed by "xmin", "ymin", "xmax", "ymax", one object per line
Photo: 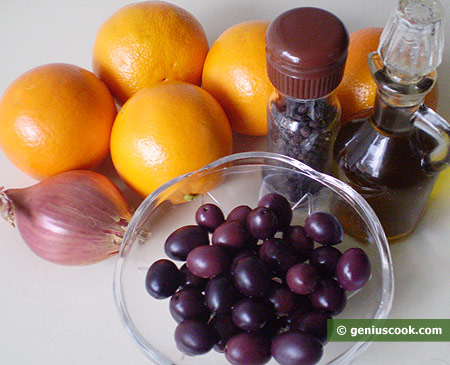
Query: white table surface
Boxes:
[{"xmin": 1, "ymin": 1, "xmax": 450, "ymax": 364}]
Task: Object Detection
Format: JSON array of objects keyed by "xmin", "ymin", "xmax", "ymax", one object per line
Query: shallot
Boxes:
[{"xmin": 0, "ymin": 170, "xmax": 132, "ymax": 265}]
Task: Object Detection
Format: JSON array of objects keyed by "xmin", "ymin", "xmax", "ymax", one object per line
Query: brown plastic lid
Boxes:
[{"xmin": 266, "ymin": 7, "xmax": 349, "ymax": 99}]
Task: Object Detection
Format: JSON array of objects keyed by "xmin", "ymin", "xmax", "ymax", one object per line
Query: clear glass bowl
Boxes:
[{"xmin": 113, "ymin": 151, "xmax": 394, "ymax": 365}]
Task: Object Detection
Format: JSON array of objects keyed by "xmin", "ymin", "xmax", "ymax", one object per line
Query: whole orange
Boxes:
[
  {"xmin": 202, "ymin": 20, "xmax": 274, "ymax": 136},
  {"xmin": 92, "ymin": 1, "xmax": 209, "ymax": 104},
  {"xmin": 0, "ymin": 63, "xmax": 117, "ymax": 179},
  {"xmin": 336, "ymin": 27, "xmax": 438, "ymax": 123},
  {"xmin": 110, "ymin": 81, "xmax": 233, "ymax": 196}
]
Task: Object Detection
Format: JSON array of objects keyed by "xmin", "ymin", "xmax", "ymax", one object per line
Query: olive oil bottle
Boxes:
[{"xmin": 333, "ymin": 0, "xmax": 450, "ymax": 242}]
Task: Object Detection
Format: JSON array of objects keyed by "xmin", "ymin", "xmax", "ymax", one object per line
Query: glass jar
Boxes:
[
  {"xmin": 333, "ymin": 0, "xmax": 449, "ymax": 242},
  {"xmin": 267, "ymin": 90, "xmax": 341, "ymax": 199},
  {"xmin": 264, "ymin": 7, "xmax": 349, "ymax": 201}
]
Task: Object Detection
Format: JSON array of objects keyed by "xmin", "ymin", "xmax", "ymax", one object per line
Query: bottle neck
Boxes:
[
  {"xmin": 368, "ymin": 52, "xmax": 436, "ymax": 135},
  {"xmin": 371, "ymin": 91, "xmax": 421, "ymax": 135}
]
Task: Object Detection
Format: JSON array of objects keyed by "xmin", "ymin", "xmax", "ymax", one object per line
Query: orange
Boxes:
[
  {"xmin": 0, "ymin": 63, "xmax": 117, "ymax": 180},
  {"xmin": 335, "ymin": 27, "xmax": 383, "ymax": 123},
  {"xmin": 110, "ymin": 81, "xmax": 233, "ymax": 196},
  {"xmin": 336, "ymin": 27, "xmax": 438, "ymax": 123},
  {"xmin": 92, "ymin": 1, "xmax": 209, "ymax": 104},
  {"xmin": 202, "ymin": 20, "xmax": 274, "ymax": 136}
]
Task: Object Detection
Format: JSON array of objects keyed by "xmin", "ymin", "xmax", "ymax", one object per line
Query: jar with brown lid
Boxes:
[{"xmin": 265, "ymin": 7, "xmax": 349, "ymax": 201}]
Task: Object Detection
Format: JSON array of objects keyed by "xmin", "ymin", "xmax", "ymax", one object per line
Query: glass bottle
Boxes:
[
  {"xmin": 333, "ymin": 0, "xmax": 450, "ymax": 242},
  {"xmin": 265, "ymin": 7, "xmax": 349, "ymax": 202}
]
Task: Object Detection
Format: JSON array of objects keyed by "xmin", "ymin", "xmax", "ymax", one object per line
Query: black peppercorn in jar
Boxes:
[{"xmin": 265, "ymin": 7, "xmax": 349, "ymax": 201}]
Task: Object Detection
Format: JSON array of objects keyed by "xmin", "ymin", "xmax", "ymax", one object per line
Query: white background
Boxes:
[{"xmin": 1, "ymin": 0, "xmax": 450, "ymax": 364}]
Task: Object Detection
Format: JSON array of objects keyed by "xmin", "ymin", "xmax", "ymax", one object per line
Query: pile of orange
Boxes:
[
  {"xmin": 0, "ymin": 2, "xmax": 441, "ymax": 198},
  {"xmin": 0, "ymin": 1, "xmax": 233, "ymax": 197}
]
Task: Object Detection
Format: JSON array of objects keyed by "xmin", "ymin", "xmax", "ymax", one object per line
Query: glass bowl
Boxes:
[{"xmin": 113, "ymin": 151, "xmax": 394, "ymax": 365}]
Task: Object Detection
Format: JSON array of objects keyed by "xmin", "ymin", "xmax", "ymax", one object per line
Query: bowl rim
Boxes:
[{"xmin": 113, "ymin": 151, "xmax": 394, "ymax": 365}]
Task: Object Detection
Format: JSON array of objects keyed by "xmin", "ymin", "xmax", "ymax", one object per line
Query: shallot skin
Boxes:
[{"xmin": 0, "ymin": 170, "xmax": 132, "ymax": 265}]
